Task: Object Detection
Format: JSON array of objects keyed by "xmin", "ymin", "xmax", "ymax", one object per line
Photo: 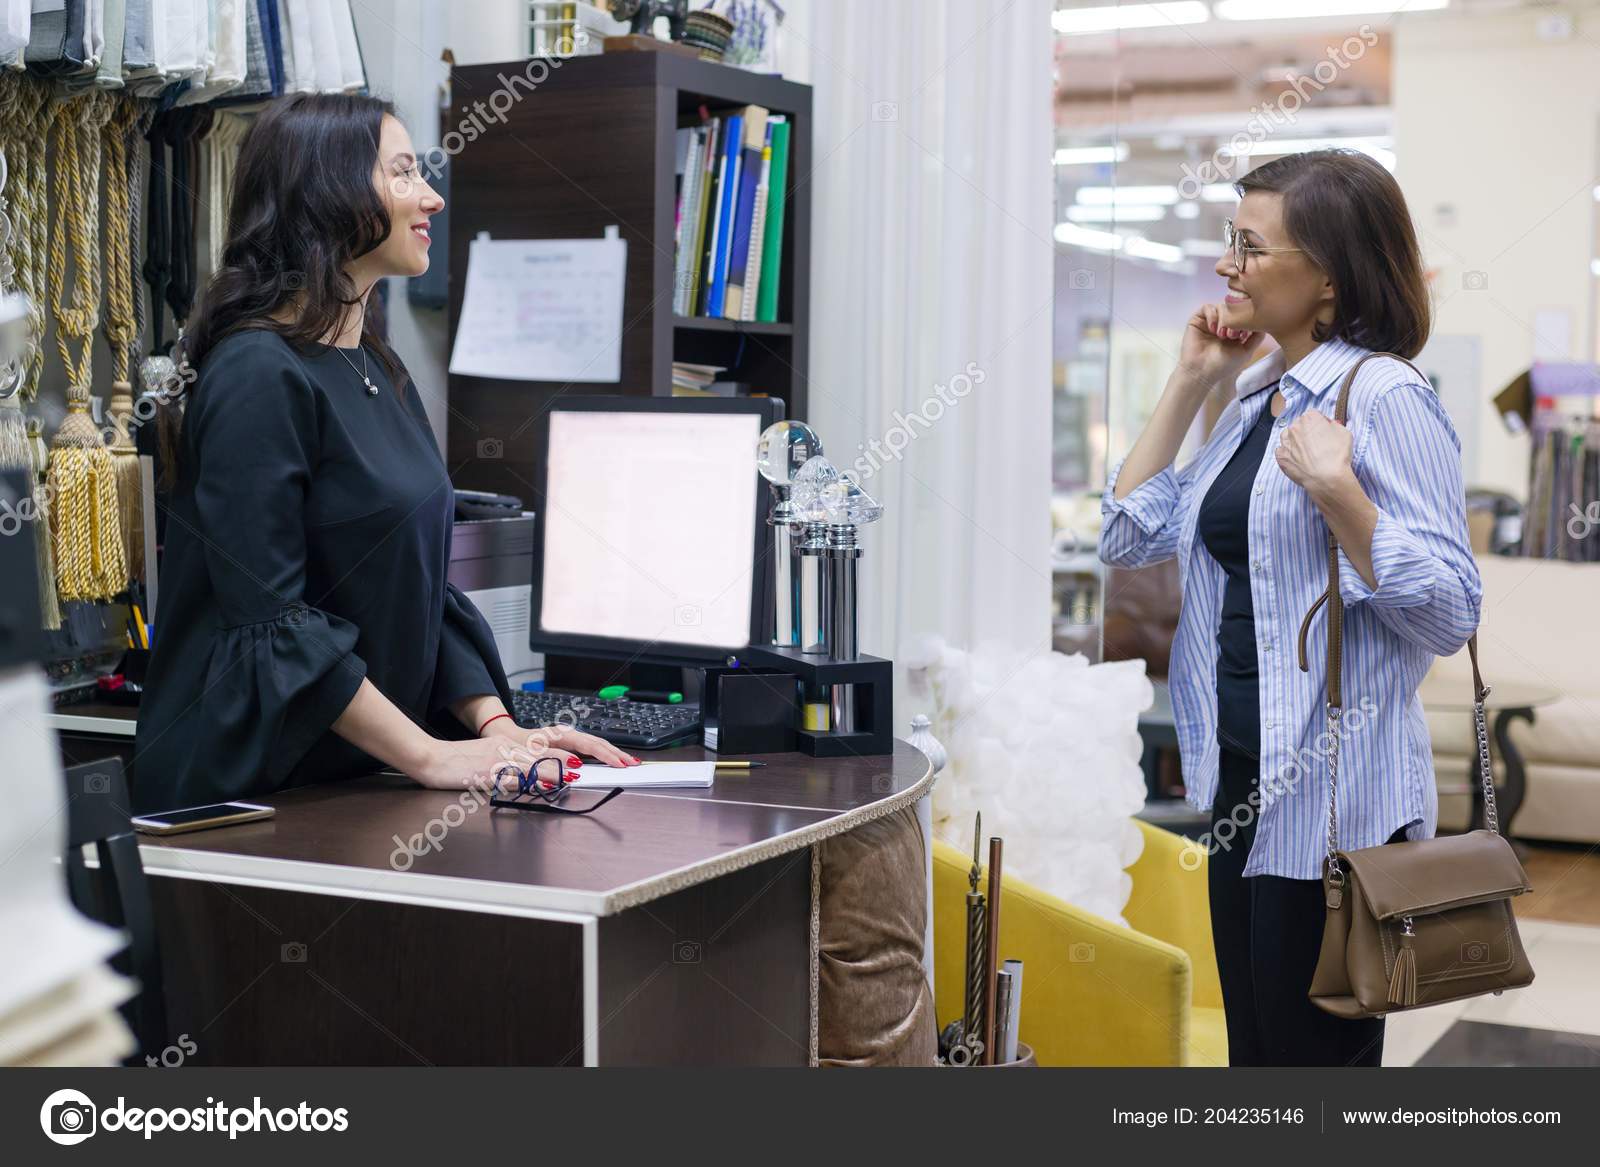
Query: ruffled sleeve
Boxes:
[
  {"xmin": 185, "ymin": 334, "xmax": 368, "ymax": 793},
  {"xmin": 428, "ymin": 582, "xmax": 515, "ymax": 729}
]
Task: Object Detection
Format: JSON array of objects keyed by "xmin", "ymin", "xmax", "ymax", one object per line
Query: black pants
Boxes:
[{"xmin": 1207, "ymin": 747, "xmax": 1402, "ymax": 1067}]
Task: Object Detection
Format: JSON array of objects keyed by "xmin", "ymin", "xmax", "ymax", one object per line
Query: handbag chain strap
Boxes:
[{"xmin": 1294, "ymin": 351, "xmax": 1499, "ymax": 883}]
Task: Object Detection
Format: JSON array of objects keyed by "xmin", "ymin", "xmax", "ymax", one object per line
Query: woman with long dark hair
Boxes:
[
  {"xmin": 134, "ymin": 94, "xmax": 637, "ymax": 811},
  {"xmin": 1100, "ymin": 150, "xmax": 1481, "ymax": 1065}
]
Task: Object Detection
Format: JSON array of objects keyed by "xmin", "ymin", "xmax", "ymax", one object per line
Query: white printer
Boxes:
[{"xmin": 447, "ymin": 501, "xmax": 538, "ymax": 682}]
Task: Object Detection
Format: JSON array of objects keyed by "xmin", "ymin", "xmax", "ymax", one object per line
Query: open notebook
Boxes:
[{"xmin": 567, "ymin": 761, "xmax": 715, "ymax": 790}]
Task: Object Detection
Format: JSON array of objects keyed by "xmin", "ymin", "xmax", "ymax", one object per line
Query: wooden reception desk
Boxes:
[{"xmin": 115, "ymin": 741, "xmax": 933, "ymax": 1067}]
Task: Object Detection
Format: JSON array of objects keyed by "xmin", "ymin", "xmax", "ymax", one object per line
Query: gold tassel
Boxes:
[
  {"xmin": 48, "ymin": 384, "xmax": 127, "ymax": 602},
  {"xmin": 45, "ymin": 94, "xmax": 126, "ymax": 604},
  {"xmin": 0, "ymin": 396, "xmax": 25, "ymax": 464},
  {"xmin": 1387, "ymin": 922, "xmax": 1418, "ymax": 1008},
  {"xmin": 25, "ymin": 414, "xmax": 61, "ymax": 629},
  {"xmin": 105, "ymin": 380, "xmax": 144, "ymax": 582}
]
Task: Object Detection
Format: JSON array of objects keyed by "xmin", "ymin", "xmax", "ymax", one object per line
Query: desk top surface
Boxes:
[
  {"xmin": 49, "ymin": 701, "xmax": 139, "ymax": 736},
  {"xmin": 137, "ymin": 742, "xmax": 934, "ymax": 919}
]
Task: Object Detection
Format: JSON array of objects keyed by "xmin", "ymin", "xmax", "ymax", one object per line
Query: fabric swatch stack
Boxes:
[{"xmin": 0, "ymin": 0, "xmax": 367, "ymax": 100}]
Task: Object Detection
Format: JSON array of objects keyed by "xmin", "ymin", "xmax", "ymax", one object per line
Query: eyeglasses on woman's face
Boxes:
[{"xmin": 1223, "ymin": 219, "xmax": 1305, "ymax": 274}]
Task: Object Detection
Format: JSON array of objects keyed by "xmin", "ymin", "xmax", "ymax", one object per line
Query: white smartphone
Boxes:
[{"xmin": 131, "ymin": 802, "xmax": 275, "ymax": 836}]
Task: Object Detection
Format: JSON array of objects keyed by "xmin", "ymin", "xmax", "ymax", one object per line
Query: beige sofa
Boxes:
[{"xmin": 1425, "ymin": 554, "xmax": 1600, "ymax": 842}]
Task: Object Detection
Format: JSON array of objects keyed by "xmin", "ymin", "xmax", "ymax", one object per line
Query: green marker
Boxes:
[{"xmin": 597, "ymin": 685, "xmax": 683, "ymax": 703}]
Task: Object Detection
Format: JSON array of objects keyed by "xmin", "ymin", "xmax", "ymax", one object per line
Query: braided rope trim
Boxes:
[
  {"xmin": 597, "ymin": 760, "xmax": 937, "ymax": 916},
  {"xmin": 128, "ymin": 104, "xmax": 154, "ymax": 378},
  {"xmin": 809, "ymin": 845, "xmax": 821, "ymax": 1068},
  {"xmin": 0, "ymin": 74, "xmax": 52, "ymax": 400},
  {"xmin": 101, "ymin": 100, "xmax": 138, "ymax": 386},
  {"xmin": 48, "ymin": 93, "xmax": 112, "ymax": 391},
  {"xmin": 25, "ymin": 94, "xmax": 49, "ymax": 399}
]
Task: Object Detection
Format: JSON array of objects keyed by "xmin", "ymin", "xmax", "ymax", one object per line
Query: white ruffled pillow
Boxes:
[{"xmin": 905, "ymin": 636, "xmax": 1152, "ymax": 926}]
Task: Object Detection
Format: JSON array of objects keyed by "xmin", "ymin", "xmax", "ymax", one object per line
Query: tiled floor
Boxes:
[
  {"xmin": 1383, "ymin": 917, "xmax": 1600, "ymax": 1066},
  {"xmin": 1414, "ymin": 1021, "xmax": 1600, "ymax": 1066}
]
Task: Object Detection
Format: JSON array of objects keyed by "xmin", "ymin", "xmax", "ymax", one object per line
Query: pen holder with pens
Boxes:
[{"xmin": 98, "ymin": 647, "xmax": 148, "ymax": 705}]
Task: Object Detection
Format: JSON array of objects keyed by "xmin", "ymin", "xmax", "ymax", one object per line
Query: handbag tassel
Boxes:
[{"xmin": 1388, "ymin": 923, "xmax": 1418, "ymax": 1007}]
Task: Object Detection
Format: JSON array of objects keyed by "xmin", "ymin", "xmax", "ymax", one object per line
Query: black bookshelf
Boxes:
[{"xmin": 446, "ymin": 52, "xmax": 813, "ymax": 500}]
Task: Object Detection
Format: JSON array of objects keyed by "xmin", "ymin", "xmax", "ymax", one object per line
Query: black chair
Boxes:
[{"xmin": 60, "ymin": 757, "xmax": 167, "ymax": 1065}]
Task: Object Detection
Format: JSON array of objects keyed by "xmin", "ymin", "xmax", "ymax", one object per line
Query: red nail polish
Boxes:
[
  {"xmin": 568, "ymin": 756, "xmax": 582, "ymax": 765},
  {"xmin": 564, "ymin": 771, "xmax": 578, "ymax": 783}
]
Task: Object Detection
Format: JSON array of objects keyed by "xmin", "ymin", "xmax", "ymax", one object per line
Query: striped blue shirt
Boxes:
[{"xmin": 1100, "ymin": 337, "xmax": 1482, "ymax": 878}]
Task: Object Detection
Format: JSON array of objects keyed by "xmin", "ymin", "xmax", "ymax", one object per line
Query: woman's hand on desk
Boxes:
[
  {"xmin": 444, "ymin": 695, "xmax": 638, "ymax": 769},
  {"xmin": 481, "ymin": 719, "xmax": 640, "ymax": 768},
  {"xmin": 409, "ymin": 736, "xmax": 577, "ymax": 792}
]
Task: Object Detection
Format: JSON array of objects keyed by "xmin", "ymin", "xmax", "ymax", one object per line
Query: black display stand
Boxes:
[
  {"xmin": 541, "ymin": 646, "xmax": 893, "ymax": 758},
  {"xmin": 739, "ymin": 645, "xmax": 893, "ymax": 758}
]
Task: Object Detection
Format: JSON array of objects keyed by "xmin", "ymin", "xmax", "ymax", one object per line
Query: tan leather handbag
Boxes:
[{"xmin": 1298, "ymin": 352, "xmax": 1535, "ymax": 1020}]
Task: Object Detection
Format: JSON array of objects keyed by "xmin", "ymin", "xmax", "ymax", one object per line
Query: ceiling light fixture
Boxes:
[
  {"xmin": 1052, "ymin": 2, "xmax": 1209, "ymax": 35},
  {"xmin": 1054, "ymin": 144, "xmax": 1131, "ymax": 166},
  {"xmin": 1214, "ymin": 0, "xmax": 1447, "ymax": 19}
]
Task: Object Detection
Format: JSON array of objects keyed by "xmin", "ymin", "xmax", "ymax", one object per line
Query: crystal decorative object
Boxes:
[
  {"xmin": 0, "ymin": 293, "xmax": 27, "ymax": 378},
  {"xmin": 820, "ymin": 471, "xmax": 882, "ymax": 526},
  {"xmin": 756, "ymin": 420, "xmax": 823, "ymax": 487},
  {"xmin": 139, "ymin": 352, "xmax": 178, "ymax": 399},
  {"xmin": 790, "ymin": 455, "xmax": 839, "ymax": 523}
]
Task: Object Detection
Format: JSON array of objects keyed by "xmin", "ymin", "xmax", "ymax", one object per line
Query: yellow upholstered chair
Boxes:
[{"xmin": 932, "ymin": 818, "xmax": 1227, "ymax": 1066}]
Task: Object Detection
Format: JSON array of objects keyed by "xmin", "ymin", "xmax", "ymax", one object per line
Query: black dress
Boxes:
[{"xmin": 133, "ymin": 329, "xmax": 514, "ymax": 812}]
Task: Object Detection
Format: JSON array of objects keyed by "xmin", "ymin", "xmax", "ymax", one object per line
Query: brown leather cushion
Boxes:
[
  {"xmin": 1102, "ymin": 559, "xmax": 1181, "ymax": 677},
  {"xmin": 816, "ymin": 803, "xmax": 937, "ymax": 1066}
]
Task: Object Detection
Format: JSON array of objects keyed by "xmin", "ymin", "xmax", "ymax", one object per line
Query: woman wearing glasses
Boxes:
[
  {"xmin": 134, "ymin": 95, "xmax": 638, "ymax": 813},
  {"xmin": 1100, "ymin": 150, "xmax": 1480, "ymax": 1066}
]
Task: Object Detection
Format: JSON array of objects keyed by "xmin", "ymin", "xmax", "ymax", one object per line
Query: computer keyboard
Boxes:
[{"xmin": 510, "ymin": 689, "xmax": 703, "ymax": 750}]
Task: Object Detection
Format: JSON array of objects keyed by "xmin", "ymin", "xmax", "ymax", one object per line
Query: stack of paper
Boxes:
[
  {"xmin": 568, "ymin": 761, "xmax": 716, "ymax": 789},
  {"xmin": 0, "ymin": 671, "xmax": 136, "ymax": 1067}
]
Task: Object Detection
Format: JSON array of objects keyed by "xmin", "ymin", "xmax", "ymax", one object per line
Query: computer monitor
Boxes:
[{"xmin": 528, "ymin": 396, "xmax": 785, "ymax": 666}]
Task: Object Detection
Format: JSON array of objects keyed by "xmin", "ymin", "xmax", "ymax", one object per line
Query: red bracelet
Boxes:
[{"xmin": 477, "ymin": 712, "xmax": 514, "ymax": 736}]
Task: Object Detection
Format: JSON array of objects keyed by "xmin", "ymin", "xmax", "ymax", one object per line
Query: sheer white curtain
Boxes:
[{"xmin": 785, "ymin": 0, "xmax": 1055, "ymax": 696}]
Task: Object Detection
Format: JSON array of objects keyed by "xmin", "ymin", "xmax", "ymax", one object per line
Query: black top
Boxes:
[
  {"xmin": 133, "ymin": 329, "xmax": 513, "ymax": 811},
  {"xmin": 1196, "ymin": 392, "xmax": 1278, "ymax": 762}
]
